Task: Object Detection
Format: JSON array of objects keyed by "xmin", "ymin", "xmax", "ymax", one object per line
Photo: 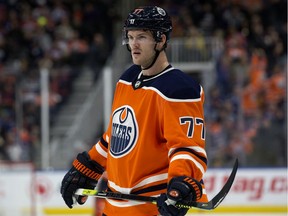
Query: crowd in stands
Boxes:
[
  {"xmin": 0, "ymin": 0, "xmax": 117, "ymax": 162},
  {"xmin": 0, "ymin": 0, "xmax": 286, "ymax": 168},
  {"xmin": 152, "ymin": 0, "xmax": 286, "ymax": 167}
]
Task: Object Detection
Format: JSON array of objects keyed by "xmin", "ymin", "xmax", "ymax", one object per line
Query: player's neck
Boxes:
[{"xmin": 142, "ymin": 53, "xmax": 169, "ymax": 76}]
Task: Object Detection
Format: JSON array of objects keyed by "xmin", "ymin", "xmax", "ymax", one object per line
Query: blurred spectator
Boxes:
[
  {"xmin": 0, "ymin": 0, "xmax": 116, "ymax": 164},
  {"xmin": 156, "ymin": 0, "xmax": 287, "ymax": 167},
  {"xmin": 265, "ymin": 64, "xmax": 285, "ymax": 105},
  {"xmin": 0, "ymin": 0, "xmax": 286, "ymax": 168},
  {"xmin": 87, "ymin": 32, "xmax": 110, "ymax": 81}
]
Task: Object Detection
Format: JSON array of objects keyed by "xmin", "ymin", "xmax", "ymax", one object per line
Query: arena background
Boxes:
[{"xmin": 0, "ymin": 0, "xmax": 286, "ymax": 215}]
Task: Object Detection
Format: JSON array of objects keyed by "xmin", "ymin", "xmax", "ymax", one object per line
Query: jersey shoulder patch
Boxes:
[
  {"xmin": 118, "ymin": 65, "xmax": 202, "ymax": 100},
  {"xmin": 152, "ymin": 69, "xmax": 202, "ymax": 100}
]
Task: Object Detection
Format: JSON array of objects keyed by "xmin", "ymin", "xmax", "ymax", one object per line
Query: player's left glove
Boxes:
[
  {"xmin": 60, "ymin": 151, "xmax": 104, "ymax": 208},
  {"xmin": 157, "ymin": 176, "xmax": 203, "ymax": 216}
]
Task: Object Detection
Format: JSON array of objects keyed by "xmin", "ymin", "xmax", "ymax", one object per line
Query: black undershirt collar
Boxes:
[{"xmin": 132, "ymin": 64, "xmax": 172, "ymax": 89}]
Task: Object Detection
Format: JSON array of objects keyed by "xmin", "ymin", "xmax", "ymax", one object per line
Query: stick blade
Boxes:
[{"xmin": 196, "ymin": 159, "xmax": 238, "ymax": 210}]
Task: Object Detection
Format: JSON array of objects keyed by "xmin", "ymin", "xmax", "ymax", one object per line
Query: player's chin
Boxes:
[{"xmin": 132, "ymin": 58, "xmax": 142, "ymax": 65}]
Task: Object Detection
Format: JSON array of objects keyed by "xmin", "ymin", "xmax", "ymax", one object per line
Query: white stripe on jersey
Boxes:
[
  {"xmin": 106, "ymin": 198, "xmax": 146, "ymax": 208},
  {"xmin": 95, "ymin": 141, "xmax": 107, "ymax": 158},
  {"xmin": 143, "ymin": 86, "xmax": 202, "ymax": 102},
  {"xmin": 170, "ymin": 154, "xmax": 205, "ymax": 175},
  {"xmin": 119, "ymin": 79, "xmax": 202, "ymax": 102},
  {"xmin": 108, "ymin": 173, "xmax": 168, "ymax": 194},
  {"xmin": 168, "ymin": 146, "xmax": 207, "ymax": 158}
]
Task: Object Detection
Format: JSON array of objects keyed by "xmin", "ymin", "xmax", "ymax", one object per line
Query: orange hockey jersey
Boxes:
[{"xmin": 88, "ymin": 64, "xmax": 208, "ymax": 216}]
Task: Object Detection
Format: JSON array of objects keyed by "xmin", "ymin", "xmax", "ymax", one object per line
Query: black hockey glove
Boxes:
[
  {"xmin": 60, "ymin": 151, "xmax": 104, "ymax": 208},
  {"xmin": 157, "ymin": 176, "xmax": 203, "ymax": 216}
]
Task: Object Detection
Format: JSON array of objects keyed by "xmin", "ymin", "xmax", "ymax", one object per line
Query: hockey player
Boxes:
[{"xmin": 61, "ymin": 6, "xmax": 208, "ymax": 216}]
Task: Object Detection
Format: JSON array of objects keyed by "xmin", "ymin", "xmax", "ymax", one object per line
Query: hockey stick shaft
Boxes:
[
  {"xmin": 75, "ymin": 189, "xmax": 157, "ymax": 202},
  {"xmin": 75, "ymin": 159, "xmax": 238, "ymax": 210}
]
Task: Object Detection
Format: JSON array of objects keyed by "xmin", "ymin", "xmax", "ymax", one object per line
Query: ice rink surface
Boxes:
[
  {"xmin": 185, "ymin": 208, "xmax": 287, "ymax": 216},
  {"xmin": 187, "ymin": 213, "xmax": 287, "ymax": 216},
  {"xmin": 189, "ymin": 214, "xmax": 286, "ymax": 216},
  {"xmin": 42, "ymin": 213, "xmax": 288, "ymax": 216}
]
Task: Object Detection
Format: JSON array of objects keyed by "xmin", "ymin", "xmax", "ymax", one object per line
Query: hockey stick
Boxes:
[{"xmin": 75, "ymin": 159, "xmax": 238, "ymax": 210}]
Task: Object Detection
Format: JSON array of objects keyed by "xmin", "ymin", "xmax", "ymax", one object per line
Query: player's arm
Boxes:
[
  {"xmin": 61, "ymin": 131, "xmax": 110, "ymax": 208},
  {"xmin": 88, "ymin": 134, "xmax": 109, "ymax": 167},
  {"xmin": 60, "ymin": 151, "xmax": 105, "ymax": 208},
  {"xmin": 157, "ymin": 86, "xmax": 207, "ymax": 215},
  {"xmin": 164, "ymin": 88, "xmax": 207, "ymax": 181}
]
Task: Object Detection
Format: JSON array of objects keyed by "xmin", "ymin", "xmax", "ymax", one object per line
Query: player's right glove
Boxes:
[
  {"xmin": 60, "ymin": 151, "xmax": 104, "ymax": 208},
  {"xmin": 157, "ymin": 176, "xmax": 203, "ymax": 216}
]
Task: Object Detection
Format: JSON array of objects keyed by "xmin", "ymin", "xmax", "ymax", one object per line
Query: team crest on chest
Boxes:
[{"xmin": 110, "ymin": 105, "xmax": 139, "ymax": 158}]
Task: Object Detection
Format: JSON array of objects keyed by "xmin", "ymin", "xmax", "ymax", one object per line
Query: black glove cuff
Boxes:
[
  {"xmin": 73, "ymin": 151, "xmax": 104, "ymax": 181},
  {"xmin": 182, "ymin": 176, "xmax": 202, "ymax": 201},
  {"xmin": 168, "ymin": 176, "xmax": 203, "ymax": 202}
]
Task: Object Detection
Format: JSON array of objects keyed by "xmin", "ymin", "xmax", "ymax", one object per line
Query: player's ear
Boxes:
[
  {"xmin": 157, "ymin": 34, "xmax": 167, "ymax": 50},
  {"xmin": 161, "ymin": 34, "xmax": 167, "ymax": 44}
]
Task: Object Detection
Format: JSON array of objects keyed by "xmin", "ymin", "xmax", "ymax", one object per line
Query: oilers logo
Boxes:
[{"xmin": 110, "ymin": 105, "xmax": 139, "ymax": 158}]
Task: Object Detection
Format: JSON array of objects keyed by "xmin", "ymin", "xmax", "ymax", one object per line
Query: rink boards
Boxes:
[{"xmin": 0, "ymin": 167, "xmax": 287, "ymax": 215}]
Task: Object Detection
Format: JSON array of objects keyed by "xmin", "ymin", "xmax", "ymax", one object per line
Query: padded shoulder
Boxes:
[
  {"xmin": 152, "ymin": 69, "xmax": 202, "ymax": 100},
  {"xmin": 118, "ymin": 65, "xmax": 202, "ymax": 100},
  {"xmin": 120, "ymin": 65, "xmax": 141, "ymax": 82}
]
